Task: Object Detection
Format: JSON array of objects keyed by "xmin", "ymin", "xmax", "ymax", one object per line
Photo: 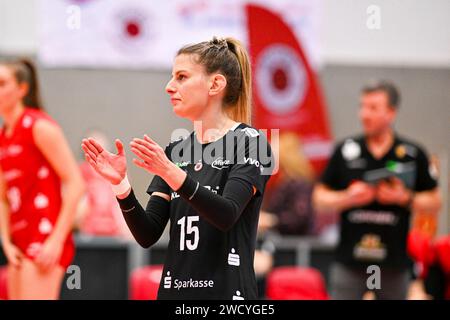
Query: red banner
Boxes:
[{"xmin": 246, "ymin": 4, "xmax": 333, "ymax": 174}]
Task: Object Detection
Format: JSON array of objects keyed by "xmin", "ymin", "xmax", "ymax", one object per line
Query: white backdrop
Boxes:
[
  {"xmin": 35, "ymin": 0, "xmax": 321, "ymax": 69},
  {"xmin": 1, "ymin": 0, "xmax": 449, "ymax": 68}
]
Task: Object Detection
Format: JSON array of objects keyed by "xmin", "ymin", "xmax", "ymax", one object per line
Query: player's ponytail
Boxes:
[
  {"xmin": 18, "ymin": 59, "xmax": 43, "ymax": 110},
  {"xmin": 225, "ymin": 37, "xmax": 252, "ymax": 125}
]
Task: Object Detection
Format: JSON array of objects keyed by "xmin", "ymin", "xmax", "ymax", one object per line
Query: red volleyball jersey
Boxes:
[{"xmin": 0, "ymin": 108, "xmax": 73, "ymax": 267}]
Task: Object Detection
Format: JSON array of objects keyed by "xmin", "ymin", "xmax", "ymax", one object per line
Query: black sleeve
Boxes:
[
  {"xmin": 116, "ymin": 189, "xmax": 170, "ymax": 248},
  {"xmin": 176, "ymin": 175, "xmax": 254, "ymax": 232},
  {"xmin": 414, "ymin": 146, "xmax": 438, "ymax": 192},
  {"xmin": 227, "ymin": 132, "xmax": 273, "ymax": 196},
  {"xmin": 147, "ymin": 175, "xmax": 170, "ymax": 196},
  {"xmin": 320, "ymin": 143, "xmax": 344, "ymax": 190}
]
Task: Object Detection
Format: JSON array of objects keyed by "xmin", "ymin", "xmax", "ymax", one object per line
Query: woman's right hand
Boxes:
[
  {"xmin": 2, "ymin": 241, "xmax": 24, "ymax": 268},
  {"xmin": 81, "ymin": 138, "xmax": 127, "ymax": 185}
]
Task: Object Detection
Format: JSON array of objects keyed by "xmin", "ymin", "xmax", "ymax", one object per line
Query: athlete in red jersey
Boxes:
[{"xmin": 0, "ymin": 59, "xmax": 85, "ymax": 299}]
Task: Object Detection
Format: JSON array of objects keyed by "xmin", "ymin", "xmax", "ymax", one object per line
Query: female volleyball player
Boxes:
[
  {"xmin": 82, "ymin": 37, "xmax": 273, "ymax": 299},
  {"xmin": 0, "ymin": 59, "xmax": 85, "ymax": 299}
]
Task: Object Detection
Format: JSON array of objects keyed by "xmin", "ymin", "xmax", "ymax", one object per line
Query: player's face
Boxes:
[
  {"xmin": 359, "ymin": 91, "xmax": 396, "ymax": 137},
  {"xmin": 165, "ymin": 54, "xmax": 211, "ymax": 121},
  {"xmin": 0, "ymin": 65, "xmax": 26, "ymax": 115}
]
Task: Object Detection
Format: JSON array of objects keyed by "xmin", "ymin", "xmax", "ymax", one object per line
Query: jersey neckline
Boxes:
[
  {"xmin": 360, "ymin": 133, "xmax": 401, "ymax": 162},
  {"xmin": 192, "ymin": 122, "xmax": 243, "ymax": 146},
  {"xmin": 1, "ymin": 108, "xmax": 28, "ymax": 140}
]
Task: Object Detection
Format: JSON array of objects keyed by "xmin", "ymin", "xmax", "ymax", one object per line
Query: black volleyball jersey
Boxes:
[
  {"xmin": 320, "ymin": 134, "xmax": 438, "ymax": 268},
  {"xmin": 147, "ymin": 123, "xmax": 274, "ymax": 299}
]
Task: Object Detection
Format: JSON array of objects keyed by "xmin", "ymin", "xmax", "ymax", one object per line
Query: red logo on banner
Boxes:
[{"xmin": 246, "ymin": 4, "xmax": 333, "ymax": 174}]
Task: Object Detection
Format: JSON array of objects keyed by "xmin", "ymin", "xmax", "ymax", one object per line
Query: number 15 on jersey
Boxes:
[{"xmin": 177, "ymin": 216, "xmax": 199, "ymax": 251}]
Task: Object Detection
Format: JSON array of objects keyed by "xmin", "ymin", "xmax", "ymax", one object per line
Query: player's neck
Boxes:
[
  {"xmin": 366, "ymin": 128, "xmax": 395, "ymax": 159},
  {"xmin": 3, "ymin": 103, "xmax": 25, "ymax": 135},
  {"xmin": 194, "ymin": 108, "xmax": 236, "ymax": 144}
]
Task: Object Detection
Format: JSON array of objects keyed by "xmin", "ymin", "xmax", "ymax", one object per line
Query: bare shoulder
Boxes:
[{"xmin": 32, "ymin": 118, "xmax": 63, "ymax": 145}]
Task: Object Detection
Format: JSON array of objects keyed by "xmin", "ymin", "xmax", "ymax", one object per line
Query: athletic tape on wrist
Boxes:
[{"xmin": 111, "ymin": 175, "xmax": 131, "ymax": 196}]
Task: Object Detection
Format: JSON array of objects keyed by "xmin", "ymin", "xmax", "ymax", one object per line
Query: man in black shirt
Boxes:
[{"xmin": 313, "ymin": 80, "xmax": 441, "ymax": 299}]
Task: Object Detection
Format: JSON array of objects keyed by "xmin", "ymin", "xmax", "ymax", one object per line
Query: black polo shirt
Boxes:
[{"xmin": 320, "ymin": 134, "xmax": 438, "ymax": 268}]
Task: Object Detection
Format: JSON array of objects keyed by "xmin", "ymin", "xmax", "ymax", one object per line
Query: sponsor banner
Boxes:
[
  {"xmin": 246, "ymin": 4, "xmax": 332, "ymax": 174},
  {"xmin": 37, "ymin": 0, "xmax": 321, "ymax": 69}
]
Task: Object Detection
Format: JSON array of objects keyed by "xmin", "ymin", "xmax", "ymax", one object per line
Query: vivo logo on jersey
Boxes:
[
  {"xmin": 244, "ymin": 157, "xmax": 260, "ymax": 167},
  {"xmin": 211, "ymin": 157, "xmax": 231, "ymax": 170}
]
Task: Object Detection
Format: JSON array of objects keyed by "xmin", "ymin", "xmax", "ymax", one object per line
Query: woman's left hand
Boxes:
[
  {"xmin": 130, "ymin": 135, "xmax": 173, "ymax": 178},
  {"xmin": 35, "ymin": 237, "xmax": 64, "ymax": 272}
]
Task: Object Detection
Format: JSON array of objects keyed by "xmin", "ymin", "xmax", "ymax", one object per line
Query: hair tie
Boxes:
[{"xmin": 209, "ymin": 36, "xmax": 229, "ymax": 50}]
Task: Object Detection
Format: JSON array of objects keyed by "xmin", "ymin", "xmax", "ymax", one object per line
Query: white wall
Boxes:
[
  {"xmin": 0, "ymin": 0, "xmax": 37, "ymax": 54},
  {"xmin": 322, "ymin": 0, "xmax": 450, "ymax": 67},
  {"xmin": 1, "ymin": 0, "xmax": 449, "ymax": 66}
]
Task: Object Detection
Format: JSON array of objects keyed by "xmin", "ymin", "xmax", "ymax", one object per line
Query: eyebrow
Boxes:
[{"xmin": 172, "ymin": 69, "xmax": 189, "ymax": 76}]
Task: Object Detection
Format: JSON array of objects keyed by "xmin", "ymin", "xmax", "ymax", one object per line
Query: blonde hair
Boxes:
[
  {"xmin": 278, "ymin": 132, "xmax": 315, "ymax": 182},
  {"xmin": 177, "ymin": 36, "xmax": 252, "ymax": 124}
]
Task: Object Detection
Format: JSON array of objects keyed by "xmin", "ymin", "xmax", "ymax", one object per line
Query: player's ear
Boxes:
[
  {"xmin": 387, "ymin": 105, "xmax": 397, "ymax": 122},
  {"xmin": 18, "ymin": 82, "xmax": 29, "ymax": 100},
  {"xmin": 208, "ymin": 73, "xmax": 227, "ymax": 97}
]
